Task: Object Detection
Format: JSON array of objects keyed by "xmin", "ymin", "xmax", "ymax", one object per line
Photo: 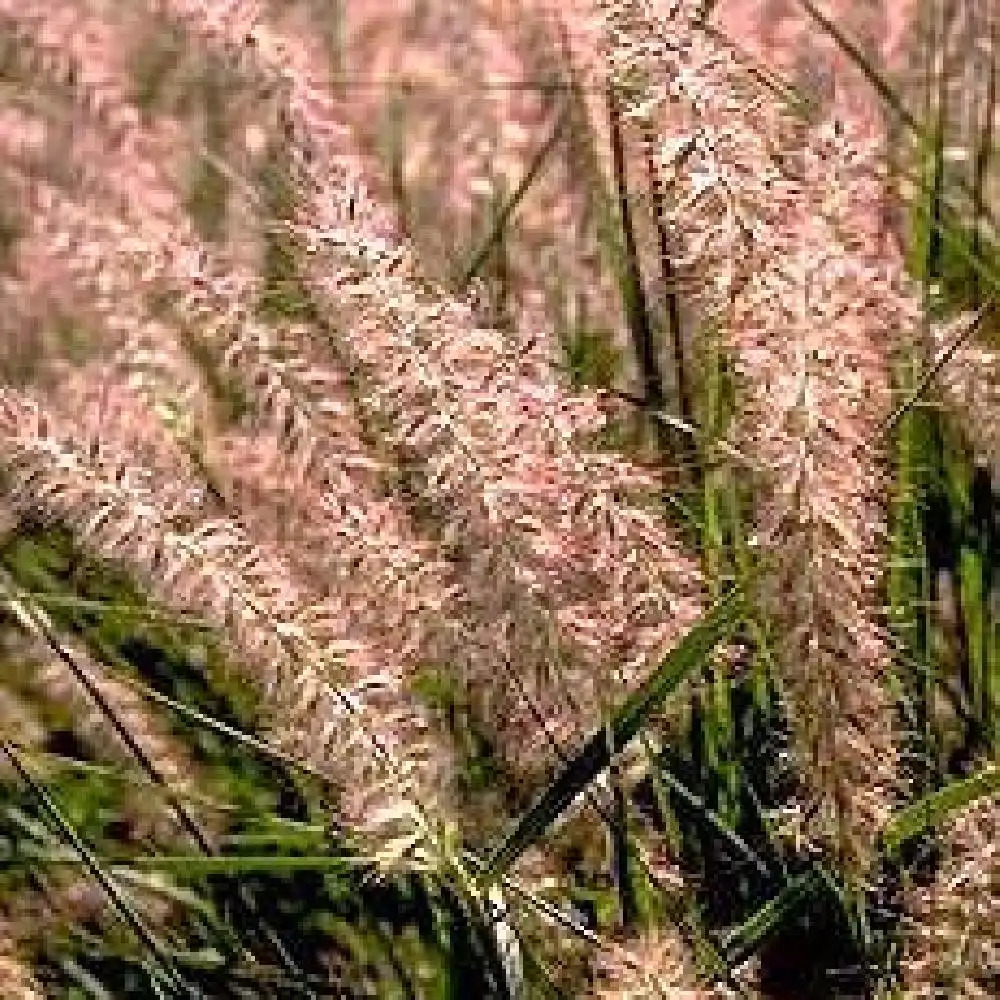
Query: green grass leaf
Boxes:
[
  {"xmin": 881, "ymin": 764, "xmax": 1000, "ymax": 855},
  {"xmin": 119, "ymin": 853, "xmax": 356, "ymax": 877},
  {"xmin": 457, "ymin": 103, "xmax": 571, "ymax": 292},
  {"xmin": 482, "ymin": 585, "xmax": 743, "ymax": 880},
  {"xmin": 718, "ymin": 871, "xmax": 817, "ymax": 968}
]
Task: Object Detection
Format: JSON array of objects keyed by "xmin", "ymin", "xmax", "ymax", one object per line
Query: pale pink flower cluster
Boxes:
[
  {"xmin": 901, "ymin": 789, "xmax": 1000, "ymax": 999},
  {"xmin": 0, "ymin": 1, "xmax": 458, "ymax": 852},
  {"xmin": 159, "ymin": 0, "xmax": 705, "ymax": 763},
  {"xmin": 75, "ymin": 0, "xmax": 565, "ymax": 771},
  {"xmin": 0, "ymin": 0, "xmax": 694, "ymax": 870},
  {"xmin": 0, "ymin": 383, "xmax": 452, "ymax": 847},
  {"xmin": 588, "ymin": 928, "xmax": 713, "ymax": 999},
  {"xmin": 599, "ymin": 0, "xmax": 921, "ymax": 862},
  {"xmin": 731, "ymin": 117, "xmax": 917, "ymax": 844},
  {"xmin": 180, "ymin": 265, "xmax": 462, "ymax": 675}
]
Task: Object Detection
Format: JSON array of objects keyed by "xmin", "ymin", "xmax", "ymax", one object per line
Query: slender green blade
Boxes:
[
  {"xmin": 881, "ymin": 764, "xmax": 1000, "ymax": 855},
  {"xmin": 458, "ymin": 103, "xmax": 571, "ymax": 292},
  {"xmin": 0, "ymin": 740, "xmax": 193, "ymax": 997},
  {"xmin": 118, "ymin": 854, "xmax": 356, "ymax": 876},
  {"xmin": 718, "ymin": 872, "xmax": 817, "ymax": 968},
  {"xmin": 483, "ymin": 585, "xmax": 743, "ymax": 880}
]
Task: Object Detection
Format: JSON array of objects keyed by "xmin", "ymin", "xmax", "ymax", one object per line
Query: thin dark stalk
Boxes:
[
  {"xmin": 611, "ymin": 777, "xmax": 638, "ymax": 930},
  {"xmin": 457, "ymin": 102, "xmax": 571, "ymax": 293},
  {"xmin": 927, "ymin": 0, "xmax": 959, "ymax": 289},
  {"xmin": 971, "ymin": 17, "xmax": 997, "ymax": 306},
  {"xmin": 0, "ymin": 573, "xmax": 316, "ymax": 996},
  {"xmin": 0, "ymin": 739, "xmax": 195, "ymax": 998},
  {"xmin": 641, "ymin": 126, "xmax": 694, "ymax": 444},
  {"xmin": 388, "ymin": 82, "xmax": 410, "ymax": 241},
  {"xmin": 607, "ymin": 84, "xmax": 676, "ymax": 488},
  {"xmin": 607, "ymin": 85, "xmax": 664, "ymax": 415},
  {"xmin": 876, "ymin": 301, "xmax": 997, "ymax": 442}
]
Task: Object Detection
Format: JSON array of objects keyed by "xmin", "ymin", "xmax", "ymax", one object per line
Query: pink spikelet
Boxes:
[
  {"xmin": 159, "ymin": 0, "xmax": 705, "ymax": 767},
  {"xmin": 599, "ymin": 0, "xmax": 921, "ymax": 866}
]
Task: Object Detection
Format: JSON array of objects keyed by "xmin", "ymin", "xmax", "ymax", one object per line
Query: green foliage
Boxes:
[
  {"xmin": 483, "ymin": 585, "xmax": 743, "ymax": 881},
  {"xmin": 128, "ymin": 22, "xmax": 187, "ymax": 119},
  {"xmin": 0, "ymin": 524, "xmax": 527, "ymax": 998},
  {"xmin": 184, "ymin": 158, "xmax": 229, "ymax": 245},
  {"xmin": 254, "ymin": 156, "xmax": 315, "ymax": 323},
  {"xmin": 717, "ymin": 871, "xmax": 815, "ymax": 968},
  {"xmin": 411, "ymin": 667, "xmax": 508, "ymax": 803},
  {"xmin": 174, "ymin": 321, "xmax": 254, "ymax": 427},
  {"xmin": 882, "ymin": 764, "xmax": 1000, "ymax": 855},
  {"xmin": 0, "ymin": 197, "xmax": 21, "ymax": 274},
  {"xmin": 563, "ymin": 322, "xmax": 622, "ymax": 393},
  {"xmin": 905, "ymin": 144, "xmax": 1000, "ymax": 322}
]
